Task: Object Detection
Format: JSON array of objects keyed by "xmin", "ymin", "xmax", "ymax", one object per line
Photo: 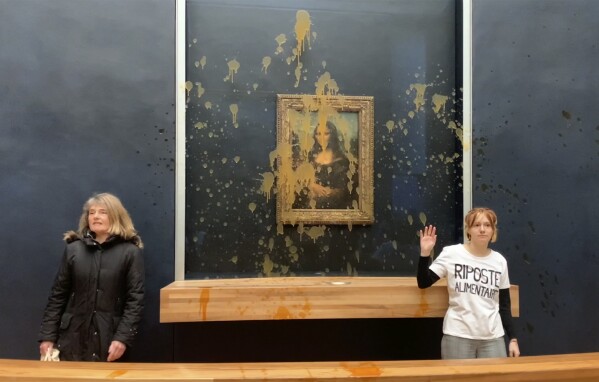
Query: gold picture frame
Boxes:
[{"xmin": 276, "ymin": 94, "xmax": 374, "ymax": 225}]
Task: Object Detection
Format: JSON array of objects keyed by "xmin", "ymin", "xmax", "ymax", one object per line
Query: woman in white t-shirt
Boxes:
[{"xmin": 417, "ymin": 207, "xmax": 521, "ymax": 359}]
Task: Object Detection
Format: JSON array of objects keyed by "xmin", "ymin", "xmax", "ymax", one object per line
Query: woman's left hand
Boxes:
[
  {"xmin": 509, "ymin": 339, "xmax": 520, "ymax": 357},
  {"xmin": 107, "ymin": 340, "xmax": 126, "ymax": 361}
]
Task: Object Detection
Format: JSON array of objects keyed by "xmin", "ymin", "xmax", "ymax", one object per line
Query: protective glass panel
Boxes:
[{"xmin": 184, "ymin": 0, "xmax": 462, "ymax": 278}]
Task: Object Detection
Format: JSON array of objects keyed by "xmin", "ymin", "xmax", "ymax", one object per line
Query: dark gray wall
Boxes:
[
  {"xmin": 0, "ymin": 0, "xmax": 176, "ymax": 361},
  {"xmin": 473, "ymin": 0, "xmax": 599, "ymax": 356},
  {"xmin": 183, "ymin": 0, "xmax": 461, "ymax": 277}
]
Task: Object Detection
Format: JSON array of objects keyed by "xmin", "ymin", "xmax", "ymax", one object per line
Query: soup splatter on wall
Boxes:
[{"xmin": 184, "ymin": 3, "xmax": 461, "ymax": 278}]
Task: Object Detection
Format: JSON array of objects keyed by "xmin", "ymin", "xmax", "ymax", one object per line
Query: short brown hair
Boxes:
[{"xmin": 464, "ymin": 207, "xmax": 498, "ymax": 243}]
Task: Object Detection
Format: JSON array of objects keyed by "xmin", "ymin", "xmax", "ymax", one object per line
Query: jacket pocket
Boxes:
[{"xmin": 59, "ymin": 313, "xmax": 73, "ymax": 330}]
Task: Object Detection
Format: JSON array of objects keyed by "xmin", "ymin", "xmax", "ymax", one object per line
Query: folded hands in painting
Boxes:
[{"xmin": 309, "ymin": 182, "xmax": 333, "ymax": 198}]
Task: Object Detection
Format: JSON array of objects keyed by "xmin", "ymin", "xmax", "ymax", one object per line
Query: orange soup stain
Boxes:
[
  {"xmin": 199, "ymin": 288, "xmax": 210, "ymax": 321},
  {"xmin": 341, "ymin": 362, "xmax": 382, "ymax": 377},
  {"xmin": 294, "ymin": 10, "xmax": 311, "ymax": 61},
  {"xmin": 226, "ymin": 59, "xmax": 240, "ymax": 83},
  {"xmin": 274, "ymin": 34, "xmax": 287, "ymax": 55},
  {"xmin": 260, "ymin": 172, "xmax": 275, "ymax": 202},
  {"xmin": 106, "ymin": 370, "xmax": 127, "ymax": 379},
  {"xmin": 229, "ymin": 103, "xmax": 239, "ymax": 127},
  {"xmin": 409, "ymin": 83, "xmax": 428, "ymax": 112},
  {"xmin": 298, "ymin": 299, "xmax": 312, "ymax": 318},
  {"xmin": 274, "ymin": 306, "xmax": 292, "ymax": 319},
  {"xmin": 416, "ymin": 290, "xmax": 430, "ymax": 317}
]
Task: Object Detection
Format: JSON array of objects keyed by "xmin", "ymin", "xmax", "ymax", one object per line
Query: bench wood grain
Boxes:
[
  {"xmin": 160, "ymin": 276, "xmax": 519, "ymax": 322},
  {"xmin": 2, "ymin": 353, "xmax": 599, "ymax": 381}
]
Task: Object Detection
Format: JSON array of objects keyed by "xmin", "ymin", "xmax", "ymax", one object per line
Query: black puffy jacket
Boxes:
[{"xmin": 39, "ymin": 232, "xmax": 144, "ymax": 361}]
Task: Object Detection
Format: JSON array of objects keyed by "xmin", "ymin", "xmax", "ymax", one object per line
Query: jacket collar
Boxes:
[{"xmin": 64, "ymin": 229, "xmax": 142, "ymax": 248}]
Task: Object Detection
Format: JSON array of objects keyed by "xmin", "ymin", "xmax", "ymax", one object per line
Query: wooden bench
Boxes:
[
  {"xmin": 160, "ymin": 276, "xmax": 519, "ymax": 322},
  {"xmin": 2, "ymin": 353, "xmax": 599, "ymax": 381}
]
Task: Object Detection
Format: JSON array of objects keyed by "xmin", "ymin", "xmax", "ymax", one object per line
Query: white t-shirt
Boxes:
[{"xmin": 429, "ymin": 244, "xmax": 510, "ymax": 340}]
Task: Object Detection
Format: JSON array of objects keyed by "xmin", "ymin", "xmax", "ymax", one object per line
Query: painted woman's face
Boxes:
[
  {"xmin": 315, "ymin": 124, "xmax": 331, "ymax": 150},
  {"xmin": 88, "ymin": 204, "xmax": 111, "ymax": 238}
]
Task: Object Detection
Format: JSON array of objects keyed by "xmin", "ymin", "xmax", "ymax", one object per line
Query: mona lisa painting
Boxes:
[{"xmin": 276, "ymin": 94, "xmax": 374, "ymax": 225}]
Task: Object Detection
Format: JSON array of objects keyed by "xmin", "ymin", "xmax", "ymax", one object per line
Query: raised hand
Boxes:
[{"xmin": 419, "ymin": 225, "xmax": 437, "ymax": 257}]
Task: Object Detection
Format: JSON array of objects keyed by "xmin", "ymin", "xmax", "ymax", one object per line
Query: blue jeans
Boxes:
[{"xmin": 441, "ymin": 334, "xmax": 507, "ymax": 359}]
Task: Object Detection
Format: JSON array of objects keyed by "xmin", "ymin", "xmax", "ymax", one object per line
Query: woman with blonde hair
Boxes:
[
  {"xmin": 417, "ymin": 207, "xmax": 520, "ymax": 359},
  {"xmin": 39, "ymin": 193, "xmax": 144, "ymax": 361}
]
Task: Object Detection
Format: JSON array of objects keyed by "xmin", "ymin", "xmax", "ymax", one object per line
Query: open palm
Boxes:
[{"xmin": 419, "ymin": 225, "xmax": 437, "ymax": 256}]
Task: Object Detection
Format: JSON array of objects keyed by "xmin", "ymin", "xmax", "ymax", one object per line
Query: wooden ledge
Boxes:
[
  {"xmin": 160, "ymin": 276, "xmax": 519, "ymax": 322},
  {"xmin": 2, "ymin": 353, "xmax": 599, "ymax": 381}
]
